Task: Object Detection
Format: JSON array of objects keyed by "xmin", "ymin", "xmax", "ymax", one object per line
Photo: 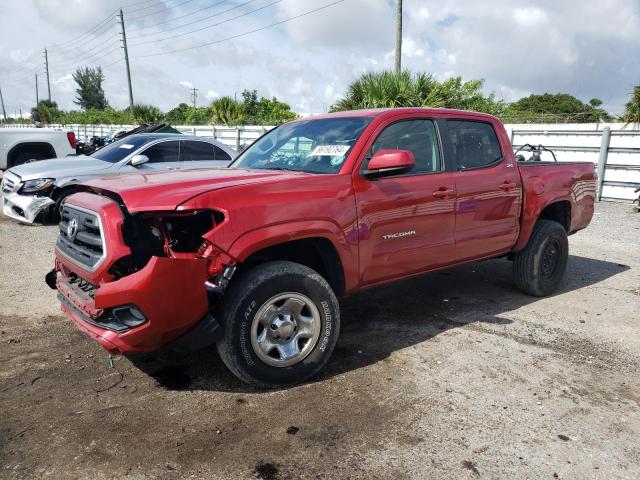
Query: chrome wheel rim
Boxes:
[{"xmin": 250, "ymin": 292, "xmax": 321, "ymax": 368}]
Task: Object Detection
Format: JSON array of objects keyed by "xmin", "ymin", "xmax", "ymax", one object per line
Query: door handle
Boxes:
[
  {"xmin": 499, "ymin": 182, "xmax": 517, "ymax": 191},
  {"xmin": 433, "ymin": 187, "xmax": 455, "ymax": 199}
]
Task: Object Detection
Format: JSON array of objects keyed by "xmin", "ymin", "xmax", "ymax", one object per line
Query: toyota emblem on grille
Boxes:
[{"xmin": 67, "ymin": 217, "xmax": 79, "ymax": 240}]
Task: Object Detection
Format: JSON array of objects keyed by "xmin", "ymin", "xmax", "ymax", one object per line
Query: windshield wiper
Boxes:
[{"xmin": 264, "ymin": 166, "xmax": 298, "ymax": 171}]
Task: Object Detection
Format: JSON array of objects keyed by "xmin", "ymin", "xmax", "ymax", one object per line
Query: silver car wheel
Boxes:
[{"xmin": 250, "ymin": 292, "xmax": 321, "ymax": 368}]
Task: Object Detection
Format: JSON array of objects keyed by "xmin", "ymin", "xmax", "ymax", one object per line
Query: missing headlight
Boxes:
[{"xmin": 163, "ymin": 210, "xmax": 215, "ymax": 253}]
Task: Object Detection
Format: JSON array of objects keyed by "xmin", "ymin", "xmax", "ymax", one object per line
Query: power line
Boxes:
[
  {"xmin": 130, "ymin": 0, "xmax": 280, "ymax": 47},
  {"xmin": 48, "ymin": 22, "xmax": 118, "ymax": 60},
  {"xmin": 126, "ymin": 0, "xmax": 230, "ymax": 33},
  {"xmin": 128, "ymin": 0, "xmax": 259, "ymax": 41},
  {"xmin": 133, "ymin": 0, "xmax": 346, "ymax": 58},
  {"xmin": 125, "ymin": 0, "xmax": 196, "ymax": 20},
  {"xmin": 48, "ymin": 13, "xmax": 117, "ymax": 50}
]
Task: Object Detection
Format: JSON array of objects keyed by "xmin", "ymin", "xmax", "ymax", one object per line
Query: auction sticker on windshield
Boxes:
[
  {"xmin": 310, "ymin": 145, "xmax": 350, "ymax": 156},
  {"xmin": 119, "ymin": 144, "xmax": 135, "ymax": 149}
]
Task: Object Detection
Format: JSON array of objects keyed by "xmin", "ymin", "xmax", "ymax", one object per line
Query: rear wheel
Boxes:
[
  {"xmin": 216, "ymin": 261, "xmax": 340, "ymax": 388},
  {"xmin": 12, "ymin": 152, "xmax": 46, "ymax": 167},
  {"xmin": 513, "ymin": 219, "xmax": 568, "ymax": 296}
]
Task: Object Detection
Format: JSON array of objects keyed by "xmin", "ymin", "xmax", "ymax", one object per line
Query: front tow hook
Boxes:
[{"xmin": 45, "ymin": 269, "xmax": 58, "ymax": 290}]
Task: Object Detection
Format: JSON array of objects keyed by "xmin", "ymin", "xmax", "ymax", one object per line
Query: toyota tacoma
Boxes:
[{"xmin": 46, "ymin": 108, "xmax": 596, "ymax": 388}]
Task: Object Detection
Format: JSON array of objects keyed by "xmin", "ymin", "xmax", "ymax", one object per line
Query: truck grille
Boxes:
[{"xmin": 56, "ymin": 205, "xmax": 105, "ymax": 270}]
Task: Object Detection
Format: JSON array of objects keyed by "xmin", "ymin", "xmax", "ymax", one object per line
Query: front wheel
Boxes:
[
  {"xmin": 513, "ymin": 219, "xmax": 568, "ymax": 296},
  {"xmin": 216, "ymin": 261, "xmax": 340, "ymax": 388}
]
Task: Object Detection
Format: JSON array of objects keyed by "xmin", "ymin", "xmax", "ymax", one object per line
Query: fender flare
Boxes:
[
  {"xmin": 224, "ymin": 219, "xmax": 359, "ymax": 292},
  {"xmin": 513, "ymin": 194, "xmax": 572, "ymax": 252}
]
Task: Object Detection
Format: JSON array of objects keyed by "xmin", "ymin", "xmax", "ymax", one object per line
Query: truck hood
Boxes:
[
  {"xmin": 9, "ymin": 156, "xmax": 113, "ymax": 181},
  {"xmin": 83, "ymin": 168, "xmax": 310, "ymax": 212}
]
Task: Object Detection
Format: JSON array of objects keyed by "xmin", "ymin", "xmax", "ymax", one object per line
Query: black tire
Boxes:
[
  {"xmin": 46, "ymin": 187, "xmax": 76, "ymax": 224},
  {"xmin": 12, "ymin": 152, "xmax": 46, "ymax": 167},
  {"xmin": 216, "ymin": 261, "xmax": 340, "ymax": 388},
  {"xmin": 513, "ymin": 219, "xmax": 568, "ymax": 296}
]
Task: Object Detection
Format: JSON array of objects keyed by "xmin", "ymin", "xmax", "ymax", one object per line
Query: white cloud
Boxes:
[
  {"xmin": 513, "ymin": 7, "xmax": 548, "ymax": 25},
  {"xmin": 0, "ymin": 0, "xmax": 637, "ymax": 116}
]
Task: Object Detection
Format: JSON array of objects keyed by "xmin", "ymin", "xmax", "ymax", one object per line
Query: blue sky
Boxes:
[{"xmin": 1, "ymin": 0, "xmax": 638, "ymax": 116}]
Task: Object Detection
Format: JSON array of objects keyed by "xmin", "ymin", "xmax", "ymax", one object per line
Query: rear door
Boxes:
[
  {"xmin": 353, "ymin": 117, "xmax": 457, "ymax": 285},
  {"xmin": 443, "ymin": 119, "xmax": 521, "ymax": 261},
  {"xmin": 180, "ymin": 140, "xmax": 231, "ymax": 169},
  {"xmin": 135, "ymin": 140, "xmax": 182, "ymax": 171}
]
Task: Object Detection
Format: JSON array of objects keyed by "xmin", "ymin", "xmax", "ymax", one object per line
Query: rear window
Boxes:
[{"xmin": 447, "ymin": 120, "xmax": 502, "ymax": 169}]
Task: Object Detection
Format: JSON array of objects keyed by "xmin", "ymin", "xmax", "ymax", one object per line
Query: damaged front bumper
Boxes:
[
  {"xmin": 50, "ymin": 255, "xmax": 223, "ymax": 354},
  {"xmin": 2, "ymin": 191, "xmax": 54, "ymax": 224}
]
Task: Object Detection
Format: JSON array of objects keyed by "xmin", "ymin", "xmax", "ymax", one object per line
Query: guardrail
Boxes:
[{"xmin": 0, "ymin": 123, "xmax": 274, "ymax": 150}]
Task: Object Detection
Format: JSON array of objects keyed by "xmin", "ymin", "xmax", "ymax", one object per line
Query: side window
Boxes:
[
  {"xmin": 213, "ymin": 145, "xmax": 232, "ymax": 161},
  {"xmin": 141, "ymin": 141, "xmax": 180, "ymax": 163},
  {"xmin": 367, "ymin": 119, "xmax": 441, "ymax": 174},
  {"xmin": 181, "ymin": 141, "xmax": 214, "ymax": 161},
  {"xmin": 447, "ymin": 120, "xmax": 502, "ymax": 169}
]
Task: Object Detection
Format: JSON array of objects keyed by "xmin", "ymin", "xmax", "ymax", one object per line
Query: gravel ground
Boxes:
[{"xmin": 1, "ymin": 199, "xmax": 639, "ymax": 480}]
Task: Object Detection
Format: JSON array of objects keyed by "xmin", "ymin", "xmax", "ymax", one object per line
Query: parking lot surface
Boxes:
[{"xmin": 1, "ymin": 201, "xmax": 639, "ymax": 479}]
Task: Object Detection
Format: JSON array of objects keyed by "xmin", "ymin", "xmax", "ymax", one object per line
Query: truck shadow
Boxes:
[{"xmin": 133, "ymin": 254, "xmax": 630, "ymax": 392}]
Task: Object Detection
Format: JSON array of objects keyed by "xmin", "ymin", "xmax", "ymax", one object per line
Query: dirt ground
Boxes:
[{"xmin": 1, "ymin": 200, "xmax": 639, "ymax": 479}]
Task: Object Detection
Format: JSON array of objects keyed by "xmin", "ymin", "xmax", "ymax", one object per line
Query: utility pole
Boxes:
[
  {"xmin": 0, "ymin": 85, "xmax": 6, "ymax": 121},
  {"xmin": 44, "ymin": 48, "xmax": 51, "ymax": 101},
  {"xmin": 118, "ymin": 9, "xmax": 134, "ymax": 111},
  {"xmin": 394, "ymin": 0, "xmax": 402, "ymax": 74},
  {"xmin": 191, "ymin": 87, "xmax": 198, "ymax": 107},
  {"xmin": 35, "ymin": 74, "xmax": 39, "ymax": 105}
]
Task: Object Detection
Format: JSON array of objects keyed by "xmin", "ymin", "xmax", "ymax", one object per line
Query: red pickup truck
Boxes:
[{"xmin": 47, "ymin": 108, "xmax": 596, "ymax": 387}]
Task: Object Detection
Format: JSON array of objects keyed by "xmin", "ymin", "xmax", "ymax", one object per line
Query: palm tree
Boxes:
[
  {"xmin": 330, "ymin": 70, "xmax": 505, "ymax": 115},
  {"xmin": 211, "ymin": 97, "xmax": 245, "ymax": 126},
  {"xmin": 331, "ymin": 70, "xmax": 438, "ymax": 111},
  {"xmin": 621, "ymin": 85, "xmax": 640, "ymax": 126}
]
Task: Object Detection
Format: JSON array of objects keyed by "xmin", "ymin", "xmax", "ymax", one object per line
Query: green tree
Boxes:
[
  {"xmin": 504, "ymin": 93, "xmax": 610, "ymax": 123},
  {"xmin": 255, "ymin": 97, "xmax": 297, "ymax": 124},
  {"xmin": 72, "ymin": 67, "xmax": 108, "ymax": 110},
  {"xmin": 131, "ymin": 104, "xmax": 163, "ymax": 124},
  {"xmin": 240, "ymin": 89, "xmax": 297, "ymax": 124},
  {"xmin": 185, "ymin": 106, "xmax": 212, "ymax": 125},
  {"xmin": 211, "ymin": 97, "xmax": 245, "ymax": 126},
  {"xmin": 241, "ymin": 89, "xmax": 258, "ymax": 120},
  {"xmin": 620, "ymin": 85, "xmax": 640, "ymax": 126},
  {"xmin": 164, "ymin": 103, "xmax": 191, "ymax": 124},
  {"xmin": 34, "ymin": 99, "xmax": 62, "ymax": 123}
]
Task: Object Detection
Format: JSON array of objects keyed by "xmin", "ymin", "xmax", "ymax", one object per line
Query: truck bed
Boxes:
[{"xmin": 515, "ymin": 161, "xmax": 596, "ymax": 251}]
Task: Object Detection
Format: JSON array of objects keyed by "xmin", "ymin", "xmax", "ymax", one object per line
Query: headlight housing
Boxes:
[{"xmin": 21, "ymin": 178, "xmax": 55, "ymax": 193}]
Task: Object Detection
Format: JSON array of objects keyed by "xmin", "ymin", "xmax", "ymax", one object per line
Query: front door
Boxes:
[{"xmin": 353, "ymin": 118, "xmax": 457, "ymax": 286}]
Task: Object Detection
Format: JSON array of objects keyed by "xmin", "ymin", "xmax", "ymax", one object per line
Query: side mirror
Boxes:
[
  {"xmin": 364, "ymin": 149, "xmax": 415, "ymax": 177},
  {"xmin": 515, "ymin": 154, "xmax": 526, "ymax": 162},
  {"xmin": 130, "ymin": 154, "xmax": 149, "ymax": 167}
]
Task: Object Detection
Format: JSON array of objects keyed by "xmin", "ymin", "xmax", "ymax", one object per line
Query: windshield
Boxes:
[
  {"xmin": 91, "ymin": 136, "xmax": 151, "ymax": 163},
  {"xmin": 231, "ymin": 117, "xmax": 372, "ymax": 174}
]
